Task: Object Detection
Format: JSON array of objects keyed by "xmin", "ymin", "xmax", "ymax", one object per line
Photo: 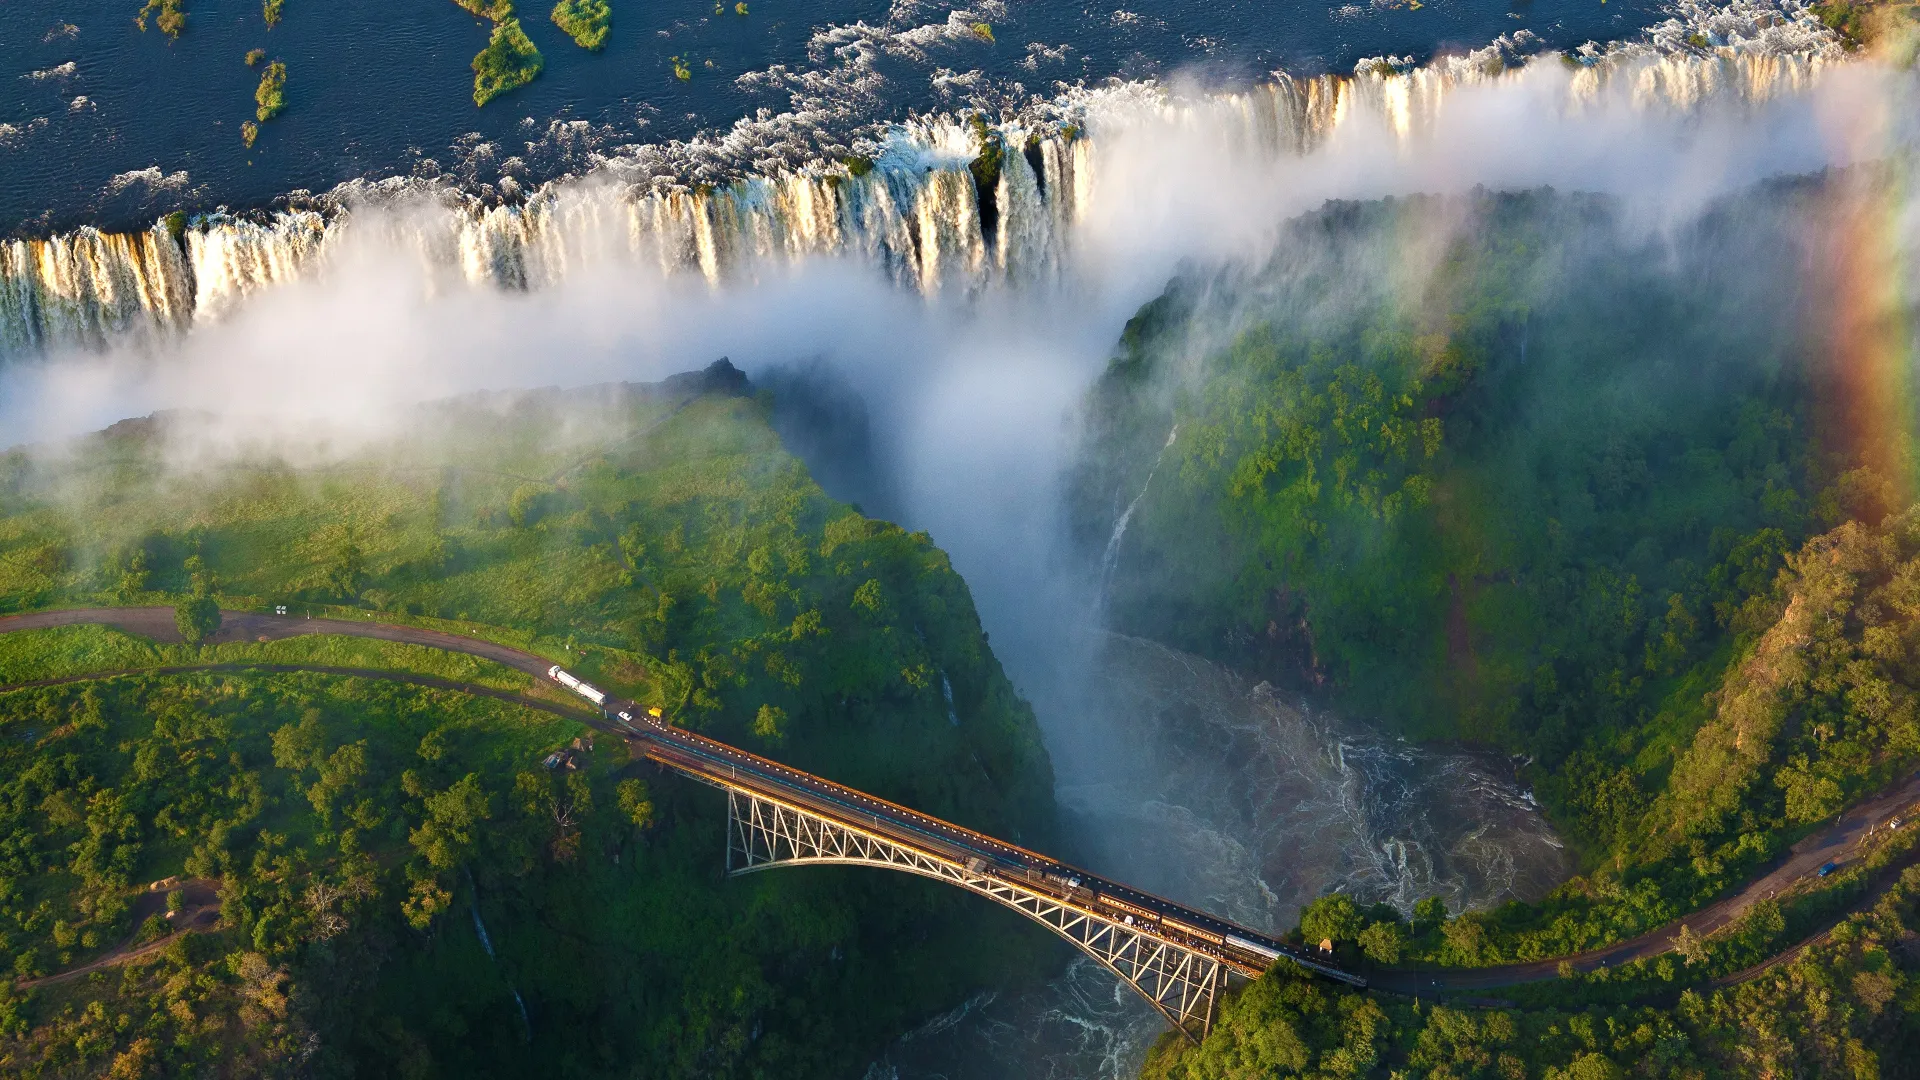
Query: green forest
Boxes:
[
  {"xmin": 1145, "ymin": 858, "xmax": 1920, "ymax": 1079},
  {"xmin": 1079, "ymin": 178, "xmax": 1920, "ymax": 1075},
  {"xmin": 0, "ymin": 365, "xmax": 1059, "ymax": 1076}
]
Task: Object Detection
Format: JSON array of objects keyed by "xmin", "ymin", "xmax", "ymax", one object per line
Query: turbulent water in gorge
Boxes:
[
  {"xmin": 869, "ymin": 633, "xmax": 1569, "ymax": 1080},
  {"xmin": 1, "ymin": 0, "xmax": 1908, "ymax": 1074}
]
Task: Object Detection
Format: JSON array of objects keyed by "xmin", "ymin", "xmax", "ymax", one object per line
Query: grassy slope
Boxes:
[{"xmin": 0, "ymin": 374, "xmax": 1059, "ymax": 1077}]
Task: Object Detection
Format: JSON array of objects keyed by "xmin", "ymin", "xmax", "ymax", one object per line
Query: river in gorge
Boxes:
[{"xmin": 865, "ymin": 631, "xmax": 1571, "ymax": 1079}]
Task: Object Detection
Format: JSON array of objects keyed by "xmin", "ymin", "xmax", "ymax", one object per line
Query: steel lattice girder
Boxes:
[{"xmin": 723, "ymin": 788, "xmax": 1224, "ymax": 1043}]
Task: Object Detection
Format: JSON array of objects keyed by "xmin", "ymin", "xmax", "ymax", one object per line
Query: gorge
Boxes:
[{"xmin": 5, "ymin": 0, "xmax": 1920, "ymax": 1075}]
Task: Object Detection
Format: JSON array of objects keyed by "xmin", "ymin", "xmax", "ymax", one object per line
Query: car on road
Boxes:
[{"xmin": 1817, "ymin": 861, "xmax": 1841, "ymax": 877}]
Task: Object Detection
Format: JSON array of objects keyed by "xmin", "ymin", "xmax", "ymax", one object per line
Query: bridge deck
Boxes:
[{"xmin": 618, "ymin": 700, "xmax": 1362, "ymax": 988}]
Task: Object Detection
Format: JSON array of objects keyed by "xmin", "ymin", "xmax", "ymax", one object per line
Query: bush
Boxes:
[
  {"xmin": 550, "ymin": 0, "xmax": 609, "ymax": 49},
  {"xmin": 254, "ymin": 60, "xmax": 286, "ymax": 122},
  {"xmin": 262, "ymin": 0, "xmax": 282, "ymax": 27},
  {"xmin": 175, "ymin": 595, "xmax": 221, "ymax": 644},
  {"xmin": 472, "ymin": 18, "xmax": 543, "ymax": 105},
  {"xmin": 1357, "ymin": 920, "xmax": 1407, "ymax": 964},
  {"xmin": 1299, "ymin": 895, "xmax": 1364, "ymax": 947},
  {"xmin": 135, "ymin": 913, "xmax": 171, "ymax": 944},
  {"xmin": 136, "ymin": 0, "xmax": 188, "ymax": 38}
]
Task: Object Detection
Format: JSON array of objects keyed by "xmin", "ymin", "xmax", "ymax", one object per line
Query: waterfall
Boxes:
[
  {"xmin": 187, "ymin": 211, "xmax": 328, "ymax": 320},
  {"xmin": 0, "ymin": 44, "xmax": 1845, "ymax": 362},
  {"xmin": 466, "ymin": 873, "xmax": 533, "ymax": 1042},
  {"xmin": 0, "ymin": 224, "xmax": 194, "ymax": 354},
  {"xmin": 1098, "ymin": 425, "xmax": 1177, "ymax": 604}
]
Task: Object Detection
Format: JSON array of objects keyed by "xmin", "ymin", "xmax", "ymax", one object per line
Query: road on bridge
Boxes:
[
  {"xmin": 5, "ymin": 606, "xmax": 1915, "ymax": 998},
  {"xmin": 0, "ymin": 606, "xmax": 1352, "ymax": 991}
]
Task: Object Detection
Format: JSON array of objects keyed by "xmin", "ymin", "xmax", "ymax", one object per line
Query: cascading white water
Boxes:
[
  {"xmin": 0, "ymin": 224, "xmax": 193, "ymax": 354},
  {"xmin": 0, "ymin": 42, "xmax": 1843, "ymax": 363},
  {"xmin": 1097, "ymin": 424, "xmax": 1176, "ymax": 604}
]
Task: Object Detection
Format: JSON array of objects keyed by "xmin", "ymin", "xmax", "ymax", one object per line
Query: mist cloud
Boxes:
[{"xmin": 3, "ymin": 49, "xmax": 1918, "ymax": 734}]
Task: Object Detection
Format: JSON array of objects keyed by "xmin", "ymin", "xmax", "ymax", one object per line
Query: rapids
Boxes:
[{"xmin": 0, "ymin": 36, "xmax": 1846, "ymax": 360}]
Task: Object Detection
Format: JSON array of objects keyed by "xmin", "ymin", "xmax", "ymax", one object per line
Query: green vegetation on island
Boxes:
[
  {"xmin": 134, "ymin": 0, "xmax": 186, "ymax": 39},
  {"xmin": 244, "ymin": 47, "xmax": 265, "ymax": 66},
  {"xmin": 550, "ymin": 0, "xmax": 610, "ymax": 50},
  {"xmin": 253, "ymin": 60, "xmax": 286, "ymax": 123},
  {"xmin": 1081, "ymin": 177, "xmax": 1920, "ymax": 1075},
  {"xmin": 472, "ymin": 18, "xmax": 543, "ymax": 105},
  {"xmin": 0, "ymin": 366, "xmax": 1058, "ymax": 1075},
  {"xmin": 453, "ymin": 0, "xmax": 515, "ymax": 19},
  {"xmin": 262, "ymin": 0, "xmax": 283, "ymax": 28}
]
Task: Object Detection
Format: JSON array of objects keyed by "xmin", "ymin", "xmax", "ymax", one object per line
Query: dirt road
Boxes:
[
  {"xmin": 0, "ymin": 606, "xmax": 553, "ymax": 678},
  {"xmin": 18, "ymin": 878, "xmax": 221, "ymax": 988},
  {"xmin": 1369, "ymin": 772, "xmax": 1920, "ymax": 993}
]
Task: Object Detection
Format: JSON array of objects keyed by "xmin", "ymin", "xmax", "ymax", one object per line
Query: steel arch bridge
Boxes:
[
  {"xmin": 620, "ymin": 709, "xmax": 1366, "ymax": 1044},
  {"xmin": 724, "ymin": 787, "xmax": 1229, "ymax": 1040}
]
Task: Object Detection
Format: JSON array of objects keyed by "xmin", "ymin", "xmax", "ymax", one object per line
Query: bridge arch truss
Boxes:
[{"xmin": 724, "ymin": 787, "xmax": 1225, "ymax": 1042}]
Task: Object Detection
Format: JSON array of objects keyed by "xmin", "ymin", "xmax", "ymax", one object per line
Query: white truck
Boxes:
[{"xmin": 547, "ymin": 666, "xmax": 608, "ymax": 707}]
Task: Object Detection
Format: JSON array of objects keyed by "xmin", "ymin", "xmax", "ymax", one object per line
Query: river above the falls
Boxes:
[
  {"xmin": 869, "ymin": 631, "xmax": 1572, "ymax": 1079},
  {"xmin": 0, "ymin": 0, "xmax": 1674, "ymax": 236}
]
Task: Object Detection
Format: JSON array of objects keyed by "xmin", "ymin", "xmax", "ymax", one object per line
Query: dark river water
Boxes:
[{"xmin": 3, "ymin": 0, "xmax": 1669, "ymax": 234}]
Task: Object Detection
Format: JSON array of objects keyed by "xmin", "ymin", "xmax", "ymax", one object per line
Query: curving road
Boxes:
[
  {"xmin": 0, "ymin": 606, "xmax": 556, "ymax": 678},
  {"xmin": 17, "ymin": 879, "xmax": 222, "ymax": 988},
  {"xmin": 4, "ymin": 606, "xmax": 1915, "ymax": 997},
  {"xmin": 1369, "ymin": 768, "xmax": 1920, "ymax": 994}
]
